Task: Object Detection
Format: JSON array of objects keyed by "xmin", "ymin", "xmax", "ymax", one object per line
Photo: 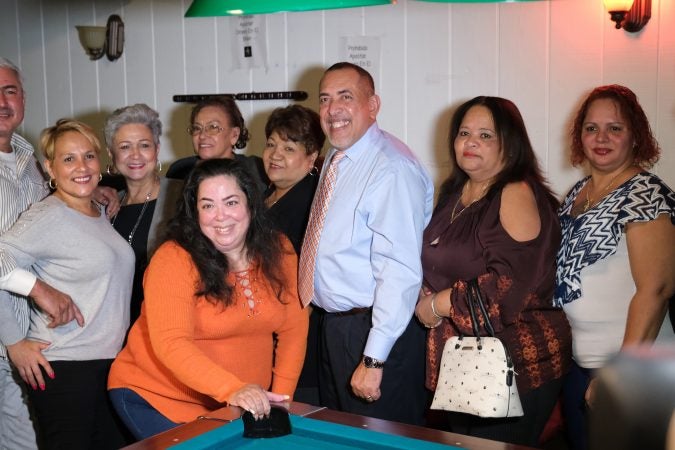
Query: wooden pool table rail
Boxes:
[{"xmin": 122, "ymin": 402, "xmax": 536, "ymax": 450}]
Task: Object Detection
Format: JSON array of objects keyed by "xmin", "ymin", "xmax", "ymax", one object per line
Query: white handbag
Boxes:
[{"xmin": 430, "ymin": 280, "xmax": 523, "ymax": 418}]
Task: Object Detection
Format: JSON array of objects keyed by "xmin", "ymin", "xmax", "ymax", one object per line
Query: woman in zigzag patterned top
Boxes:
[{"xmin": 555, "ymin": 84, "xmax": 675, "ymax": 450}]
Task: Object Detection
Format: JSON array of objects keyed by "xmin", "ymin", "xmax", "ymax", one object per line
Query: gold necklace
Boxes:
[
  {"xmin": 450, "ymin": 179, "xmax": 491, "ymax": 224},
  {"xmin": 583, "ymin": 167, "xmax": 632, "ymax": 212},
  {"xmin": 266, "ymin": 192, "xmax": 281, "ymax": 207},
  {"xmin": 266, "ymin": 184, "xmax": 295, "ymax": 208}
]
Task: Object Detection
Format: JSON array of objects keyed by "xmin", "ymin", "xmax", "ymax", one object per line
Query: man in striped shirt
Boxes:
[{"xmin": 0, "ymin": 57, "xmax": 84, "ymax": 450}]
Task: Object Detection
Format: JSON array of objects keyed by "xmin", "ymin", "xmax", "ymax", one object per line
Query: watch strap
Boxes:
[{"xmin": 362, "ymin": 355, "xmax": 385, "ymax": 369}]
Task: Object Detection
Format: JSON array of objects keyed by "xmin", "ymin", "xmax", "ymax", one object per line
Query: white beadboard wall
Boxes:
[{"xmin": 1, "ymin": 0, "xmax": 673, "ymax": 197}]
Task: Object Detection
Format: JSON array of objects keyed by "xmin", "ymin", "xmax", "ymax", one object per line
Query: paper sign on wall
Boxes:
[
  {"xmin": 230, "ymin": 15, "xmax": 267, "ymax": 70},
  {"xmin": 338, "ymin": 36, "xmax": 381, "ymax": 83}
]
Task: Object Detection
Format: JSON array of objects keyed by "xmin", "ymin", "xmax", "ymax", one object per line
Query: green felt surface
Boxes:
[{"xmin": 171, "ymin": 415, "xmax": 464, "ymax": 450}]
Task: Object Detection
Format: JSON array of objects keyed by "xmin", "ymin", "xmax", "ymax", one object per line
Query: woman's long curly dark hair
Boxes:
[
  {"xmin": 166, "ymin": 159, "xmax": 284, "ymax": 305},
  {"xmin": 437, "ymin": 96, "xmax": 558, "ymax": 211}
]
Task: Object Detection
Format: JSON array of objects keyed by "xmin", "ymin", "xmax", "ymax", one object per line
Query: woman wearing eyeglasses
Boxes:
[{"xmin": 165, "ymin": 96, "xmax": 267, "ymax": 190}]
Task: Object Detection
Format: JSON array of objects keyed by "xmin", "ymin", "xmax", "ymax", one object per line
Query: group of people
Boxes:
[{"xmin": 0, "ymin": 55, "xmax": 673, "ymax": 450}]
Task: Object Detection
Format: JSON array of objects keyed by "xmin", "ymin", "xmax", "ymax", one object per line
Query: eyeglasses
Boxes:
[{"xmin": 187, "ymin": 123, "xmax": 225, "ymax": 136}]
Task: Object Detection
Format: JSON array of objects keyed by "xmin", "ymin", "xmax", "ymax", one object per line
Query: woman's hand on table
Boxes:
[{"xmin": 228, "ymin": 384, "xmax": 289, "ymax": 420}]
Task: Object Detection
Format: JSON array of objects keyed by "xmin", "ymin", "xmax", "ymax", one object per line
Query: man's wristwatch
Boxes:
[{"xmin": 362, "ymin": 355, "xmax": 385, "ymax": 369}]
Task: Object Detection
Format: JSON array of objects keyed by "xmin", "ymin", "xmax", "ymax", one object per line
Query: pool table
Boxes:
[{"xmin": 122, "ymin": 402, "xmax": 536, "ymax": 450}]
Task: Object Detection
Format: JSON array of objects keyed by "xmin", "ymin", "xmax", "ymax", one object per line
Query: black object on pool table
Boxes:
[{"xmin": 242, "ymin": 406, "xmax": 292, "ymax": 438}]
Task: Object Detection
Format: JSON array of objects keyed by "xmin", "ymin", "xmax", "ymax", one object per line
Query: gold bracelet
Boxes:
[{"xmin": 430, "ymin": 292, "xmax": 443, "ymax": 320}]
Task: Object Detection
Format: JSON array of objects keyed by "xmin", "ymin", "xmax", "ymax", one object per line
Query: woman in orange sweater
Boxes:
[{"xmin": 108, "ymin": 158, "xmax": 308, "ymax": 440}]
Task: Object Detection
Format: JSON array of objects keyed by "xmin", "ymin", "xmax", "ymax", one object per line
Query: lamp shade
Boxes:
[
  {"xmin": 603, "ymin": 0, "xmax": 635, "ymax": 11},
  {"xmin": 185, "ymin": 0, "xmax": 392, "ymax": 16},
  {"xmin": 75, "ymin": 25, "xmax": 107, "ymax": 60}
]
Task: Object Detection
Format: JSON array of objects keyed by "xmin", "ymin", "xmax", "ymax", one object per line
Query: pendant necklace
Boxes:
[
  {"xmin": 582, "ymin": 166, "xmax": 632, "ymax": 212},
  {"xmin": 266, "ymin": 185, "xmax": 294, "ymax": 208},
  {"xmin": 450, "ymin": 179, "xmax": 491, "ymax": 224},
  {"xmin": 266, "ymin": 192, "xmax": 280, "ymax": 208},
  {"xmin": 112, "ymin": 187, "xmax": 154, "ymax": 245}
]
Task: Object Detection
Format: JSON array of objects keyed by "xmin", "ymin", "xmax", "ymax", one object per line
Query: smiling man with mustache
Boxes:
[{"xmin": 298, "ymin": 62, "xmax": 433, "ymax": 425}]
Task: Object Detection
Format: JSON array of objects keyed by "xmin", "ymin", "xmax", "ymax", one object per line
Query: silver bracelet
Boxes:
[{"xmin": 430, "ymin": 292, "xmax": 443, "ymax": 320}]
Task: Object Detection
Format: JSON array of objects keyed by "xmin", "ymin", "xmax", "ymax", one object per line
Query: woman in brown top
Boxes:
[{"xmin": 415, "ymin": 96, "xmax": 572, "ymax": 447}]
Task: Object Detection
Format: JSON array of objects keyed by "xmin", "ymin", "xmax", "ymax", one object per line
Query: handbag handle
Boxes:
[
  {"xmin": 464, "ymin": 281, "xmax": 482, "ymax": 338},
  {"xmin": 456, "ymin": 279, "xmax": 483, "ymax": 349},
  {"xmin": 467, "ymin": 279, "xmax": 515, "ymax": 385},
  {"xmin": 467, "ymin": 279, "xmax": 496, "ymax": 338}
]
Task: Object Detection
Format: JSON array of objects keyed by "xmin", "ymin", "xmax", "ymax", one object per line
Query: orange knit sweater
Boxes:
[{"xmin": 108, "ymin": 238, "xmax": 308, "ymax": 423}]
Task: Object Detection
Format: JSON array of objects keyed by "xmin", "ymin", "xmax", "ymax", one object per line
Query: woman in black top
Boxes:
[
  {"xmin": 263, "ymin": 105, "xmax": 325, "ymax": 253},
  {"xmin": 262, "ymin": 104, "xmax": 325, "ymax": 404},
  {"xmin": 104, "ymin": 104, "xmax": 182, "ymax": 327},
  {"xmin": 166, "ymin": 96, "xmax": 267, "ymax": 191}
]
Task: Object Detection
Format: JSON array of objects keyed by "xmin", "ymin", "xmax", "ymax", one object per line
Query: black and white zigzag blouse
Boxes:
[{"xmin": 554, "ymin": 172, "xmax": 675, "ymax": 307}]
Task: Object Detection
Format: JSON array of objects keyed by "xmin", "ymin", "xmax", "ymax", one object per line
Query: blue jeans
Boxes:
[{"xmin": 109, "ymin": 388, "xmax": 179, "ymax": 440}]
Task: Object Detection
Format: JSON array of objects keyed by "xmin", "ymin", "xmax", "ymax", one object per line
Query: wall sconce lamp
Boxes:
[
  {"xmin": 603, "ymin": 0, "xmax": 651, "ymax": 32},
  {"xmin": 76, "ymin": 15, "xmax": 124, "ymax": 61}
]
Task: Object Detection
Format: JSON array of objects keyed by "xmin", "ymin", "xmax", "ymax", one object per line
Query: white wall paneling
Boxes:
[
  {"xmin": 0, "ymin": 0, "xmax": 672, "ymax": 195},
  {"xmin": 654, "ymin": 0, "xmax": 675, "ymax": 181}
]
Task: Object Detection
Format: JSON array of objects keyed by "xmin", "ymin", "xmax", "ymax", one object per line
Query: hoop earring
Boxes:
[
  {"xmin": 156, "ymin": 160, "xmax": 162, "ymax": 173},
  {"xmin": 309, "ymin": 166, "xmax": 319, "ymax": 176},
  {"xmin": 106, "ymin": 164, "xmax": 115, "ymax": 175},
  {"xmin": 48, "ymin": 179, "xmax": 57, "ymax": 189},
  {"xmin": 99, "ymin": 173, "xmax": 103, "ymax": 182}
]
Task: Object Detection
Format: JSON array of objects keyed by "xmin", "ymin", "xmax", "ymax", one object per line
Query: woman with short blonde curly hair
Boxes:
[{"xmin": 0, "ymin": 118, "xmax": 135, "ymax": 449}]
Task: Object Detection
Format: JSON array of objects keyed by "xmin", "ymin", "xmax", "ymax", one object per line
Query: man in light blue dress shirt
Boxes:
[{"xmin": 306, "ymin": 62, "xmax": 433, "ymax": 424}]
